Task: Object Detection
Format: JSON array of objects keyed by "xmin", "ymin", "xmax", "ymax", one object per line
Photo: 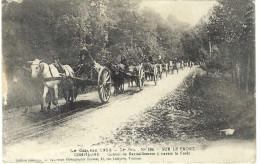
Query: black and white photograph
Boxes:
[{"xmin": 1, "ymin": 0, "xmax": 256, "ymax": 163}]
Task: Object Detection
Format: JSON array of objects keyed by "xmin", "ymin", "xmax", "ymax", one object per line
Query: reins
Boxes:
[
  {"xmin": 73, "ymin": 64, "xmax": 84, "ymax": 74},
  {"xmin": 38, "ymin": 63, "xmax": 62, "ymax": 82},
  {"xmin": 48, "ymin": 65, "xmax": 54, "ymax": 77}
]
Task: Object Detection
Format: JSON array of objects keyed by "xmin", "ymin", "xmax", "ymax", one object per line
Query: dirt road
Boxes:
[{"xmin": 3, "ymin": 66, "xmax": 255, "ymax": 163}]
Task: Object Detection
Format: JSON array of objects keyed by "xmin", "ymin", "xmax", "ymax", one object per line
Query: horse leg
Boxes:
[
  {"xmin": 71, "ymin": 86, "xmax": 75, "ymax": 102},
  {"xmin": 128, "ymin": 77, "xmax": 130, "ymax": 87},
  {"xmin": 130, "ymin": 77, "xmax": 133, "ymax": 87},
  {"xmin": 114, "ymin": 83, "xmax": 118, "ymax": 95},
  {"xmin": 119, "ymin": 82, "xmax": 121, "ymax": 93},
  {"xmin": 68, "ymin": 80, "xmax": 74, "ymax": 103},
  {"xmin": 47, "ymin": 101, "xmax": 51, "ymax": 111},
  {"xmin": 74, "ymin": 86, "xmax": 78, "ymax": 101},
  {"xmin": 41, "ymin": 86, "xmax": 49, "ymax": 113},
  {"xmin": 122, "ymin": 78, "xmax": 124, "ymax": 93},
  {"xmin": 3, "ymin": 91, "xmax": 7, "ymax": 106},
  {"xmin": 116, "ymin": 83, "xmax": 119, "ymax": 94},
  {"xmin": 135, "ymin": 77, "xmax": 139, "ymax": 86},
  {"xmin": 120, "ymin": 83, "xmax": 123, "ymax": 93},
  {"xmin": 65, "ymin": 90, "xmax": 70, "ymax": 110},
  {"xmin": 53, "ymin": 85, "xmax": 59, "ymax": 111},
  {"xmin": 119, "ymin": 79, "xmax": 122, "ymax": 93},
  {"xmin": 115, "ymin": 83, "xmax": 117, "ymax": 95},
  {"xmin": 118, "ymin": 80, "xmax": 121, "ymax": 93}
]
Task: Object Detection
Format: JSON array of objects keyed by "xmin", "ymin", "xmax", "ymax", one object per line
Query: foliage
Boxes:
[
  {"xmin": 190, "ymin": 0, "xmax": 255, "ymax": 94},
  {"xmin": 2, "ymin": 0, "xmax": 190, "ymax": 108},
  {"xmin": 3, "ymin": 0, "xmax": 254, "ymax": 108},
  {"xmin": 2, "ymin": 0, "xmax": 189, "ymax": 74}
]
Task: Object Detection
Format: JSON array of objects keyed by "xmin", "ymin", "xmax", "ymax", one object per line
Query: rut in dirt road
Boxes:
[{"xmin": 3, "ymin": 67, "xmax": 196, "ymax": 156}]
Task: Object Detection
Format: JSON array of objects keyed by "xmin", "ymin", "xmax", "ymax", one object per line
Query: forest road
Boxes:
[{"xmin": 3, "ymin": 66, "xmax": 197, "ymax": 161}]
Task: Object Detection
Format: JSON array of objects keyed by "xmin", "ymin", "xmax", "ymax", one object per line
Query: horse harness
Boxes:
[{"xmin": 39, "ymin": 63, "xmax": 63, "ymax": 82}]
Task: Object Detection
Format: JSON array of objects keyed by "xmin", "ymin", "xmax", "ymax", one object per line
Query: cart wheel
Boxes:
[
  {"xmin": 153, "ymin": 65, "xmax": 157, "ymax": 86},
  {"xmin": 98, "ymin": 67, "xmax": 112, "ymax": 103},
  {"xmin": 138, "ymin": 66, "xmax": 145, "ymax": 90}
]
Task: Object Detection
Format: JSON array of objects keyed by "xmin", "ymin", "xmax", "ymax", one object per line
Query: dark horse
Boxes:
[{"xmin": 104, "ymin": 60, "xmax": 125, "ymax": 95}]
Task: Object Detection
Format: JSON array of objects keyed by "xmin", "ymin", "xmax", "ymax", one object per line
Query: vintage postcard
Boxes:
[{"xmin": 2, "ymin": 0, "xmax": 256, "ymax": 163}]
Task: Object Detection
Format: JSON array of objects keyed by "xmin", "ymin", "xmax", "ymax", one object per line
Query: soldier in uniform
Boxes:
[
  {"xmin": 76, "ymin": 47, "xmax": 91, "ymax": 78},
  {"xmin": 148, "ymin": 56, "xmax": 153, "ymax": 64},
  {"xmin": 120, "ymin": 55, "xmax": 129, "ymax": 72},
  {"xmin": 157, "ymin": 55, "xmax": 164, "ymax": 65}
]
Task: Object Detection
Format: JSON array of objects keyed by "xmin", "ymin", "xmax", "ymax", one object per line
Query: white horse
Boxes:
[
  {"xmin": 2, "ymin": 72, "xmax": 8, "ymax": 106},
  {"xmin": 176, "ymin": 62, "xmax": 181, "ymax": 74},
  {"xmin": 180, "ymin": 60, "xmax": 184, "ymax": 70},
  {"xmin": 28, "ymin": 59, "xmax": 74, "ymax": 112}
]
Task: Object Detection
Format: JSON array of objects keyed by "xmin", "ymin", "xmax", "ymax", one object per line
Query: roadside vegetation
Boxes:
[{"xmin": 103, "ymin": 69, "xmax": 255, "ymax": 146}]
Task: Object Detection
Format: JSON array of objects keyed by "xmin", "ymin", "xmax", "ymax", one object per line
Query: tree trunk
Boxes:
[
  {"xmin": 236, "ymin": 62, "xmax": 241, "ymax": 85},
  {"xmin": 234, "ymin": 61, "xmax": 238, "ymax": 84},
  {"xmin": 246, "ymin": 53, "xmax": 250, "ymax": 93},
  {"xmin": 240, "ymin": 70, "xmax": 243, "ymax": 89},
  {"xmin": 231, "ymin": 60, "xmax": 234, "ymax": 82},
  {"xmin": 209, "ymin": 40, "xmax": 212, "ymax": 62}
]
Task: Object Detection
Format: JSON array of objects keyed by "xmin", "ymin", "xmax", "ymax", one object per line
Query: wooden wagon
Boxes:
[
  {"xmin": 169, "ymin": 60, "xmax": 180, "ymax": 74},
  {"xmin": 143, "ymin": 62, "xmax": 159, "ymax": 85},
  {"xmin": 124, "ymin": 64, "xmax": 145, "ymax": 90},
  {"xmin": 161, "ymin": 63, "xmax": 168, "ymax": 77},
  {"xmin": 73, "ymin": 55, "xmax": 112, "ymax": 103}
]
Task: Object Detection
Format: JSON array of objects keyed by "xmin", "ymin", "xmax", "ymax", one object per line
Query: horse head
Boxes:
[
  {"xmin": 28, "ymin": 59, "xmax": 44, "ymax": 78},
  {"xmin": 111, "ymin": 64, "xmax": 120, "ymax": 75}
]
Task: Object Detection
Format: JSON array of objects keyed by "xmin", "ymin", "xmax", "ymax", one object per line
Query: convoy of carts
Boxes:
[{"xmin": 70, "ymin": 54, "xmax": 193, "ymax": 104}]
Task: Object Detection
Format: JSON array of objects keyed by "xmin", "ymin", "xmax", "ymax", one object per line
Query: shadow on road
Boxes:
[
  {"xmin": 24, "ymin": 100, "xmax": 102, "ymax": 124},
  {"xmin": 3, "ymin": 100, "xmax": 103, "ymax": 144}
]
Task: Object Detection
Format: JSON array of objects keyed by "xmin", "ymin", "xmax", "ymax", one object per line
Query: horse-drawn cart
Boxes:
[
  {"xmin": 143, "ymin": 62, "xmax": 159, "ymax": 85},
  {"xmin": 162, "ymin": 63, "xmax": 168, "ymax": 77},
  {"xmin": 126, "ymin": 64, "xmax": 145, "ymax": 90},
  {"xmin": 169, "ymin": 60, "xmax": 180, "ymax": 74},
  {"xmin": 169, "ymin": 61, "xmax": 174, "ymax": 74},
  {"xmin": 73, "ymin": 56, "xmax": 112, "ymax": 103}
]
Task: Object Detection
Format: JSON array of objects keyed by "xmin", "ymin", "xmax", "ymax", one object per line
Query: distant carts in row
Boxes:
[{"xmin": 28, "ymin": 55, "xmax": 194, "ymax": 113}]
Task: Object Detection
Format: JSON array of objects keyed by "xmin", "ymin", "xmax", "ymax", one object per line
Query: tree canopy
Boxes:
[
  {"xmin": 188, "ymin": 0, "xmax": 255, "ymax": 93},
  {"xmin": 2, "ymin": 0, "xmax": 189, "ymax": 71}
]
